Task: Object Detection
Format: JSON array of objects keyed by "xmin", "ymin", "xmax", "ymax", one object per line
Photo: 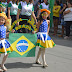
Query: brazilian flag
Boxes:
[{"xmin": 8, "ymin": 33, "xmax": 37, "ymax": 58}]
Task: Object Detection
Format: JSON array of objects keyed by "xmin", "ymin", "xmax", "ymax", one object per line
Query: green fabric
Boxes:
[
  {"xmin": 8, "ymin": 3, "xmax": 12, "ymax": 7},
  {"xmin": 18, "ymin": 3, "xmax": 34, "ymax": 11},
  {"xmin": 8, "ymin": 47, "xmax": 36, "ymax": 58},
  {"xmin": 0, "ymin": 2, "xmax": 2, "ymax": 4},
  {"xmin": 40, "ymin": 5, "xmax": 42, "ymax": 9},
  {"xmin": 2, "ymin": 4, "xmax": 7, "ymax": 8},
  {"xmin": 0, "ymin": 51, "xmax": 11, "ymax": 53},
  {"xmin": 8, "ymin": 2, "xmax": 18, "ymax": 15},
  {"xmin": 32, "ymin": 6, "xmax": 34, "ymax": 11},
  {"xmin": 0, "ymin": 2, "xmax": 7, "ymax": 8},
  {"xmin": 8, "ymin": 33, "xmax": 37, "ymax": 58},
  {"xmin": 36, "ymin": 43, "xmax": 45, "ymax": 48},
  {"xmin": 53, "ymin": 43, "xmax": 56, "ymax": 47},
  {"xmin": 18, "ymin": 3, "xmax": 21, "ymax": 9}
]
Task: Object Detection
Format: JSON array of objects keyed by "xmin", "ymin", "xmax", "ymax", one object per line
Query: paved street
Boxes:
[{"xmin": 0, "ymin": 34, "xmax": 72, "ymax": 72}]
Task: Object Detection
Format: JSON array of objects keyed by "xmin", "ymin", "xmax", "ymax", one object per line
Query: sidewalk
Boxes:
[{"xmin": 50, "ymin": 25, "xmax": 72, "ymax": 36}]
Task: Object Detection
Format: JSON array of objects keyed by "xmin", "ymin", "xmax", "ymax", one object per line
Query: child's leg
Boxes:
[
  {"xmin": 1, "ymin": 54, "xmax": 8, "ymax": 71},
  {"xmin": 41, "ymin": 48, "xmax": 48, "ymax": 67},
  {"xmin": 36, "ymin": 48, "xmax": 42, "ymax": 64}
]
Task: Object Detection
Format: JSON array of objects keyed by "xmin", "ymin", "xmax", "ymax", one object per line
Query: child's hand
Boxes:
[
  {"xmin": 8, "ymin": 16, "xmax": 11, "ymax": 19},
  {"xmin": 11, "ymin": 29, "xmax": 15, "ymax": 33},
  {"xmin": 16, "ymin": 22, "xmax": 19, "ymax": 26},
  {"xmin": 4, "ymin": 26, "xmax": 7, "ymax": 29},
  {"xmin": 32, "ymin": 31, "xmax": 36, "ymax": 34}
]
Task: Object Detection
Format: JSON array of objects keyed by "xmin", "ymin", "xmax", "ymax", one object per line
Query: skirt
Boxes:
[
  {"xmin": 36, "ymin": 32, "xmax": 56, "ymax": 48},
  {"xmin": 0, "ymin": 39, "xmax": 13, "ymax": 54}
]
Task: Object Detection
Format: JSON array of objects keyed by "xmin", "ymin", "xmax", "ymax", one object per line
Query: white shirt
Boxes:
[
  {"xmin": 20, "ymin": 2, "xmax": 33, "ymax": 16},
  {"xmin": 41, "ymin": 2, "xmax": 49, "ymax": 10},
  {"xmin": 64, "ymin": 7, "xmax": 72, "ymax": 21}
]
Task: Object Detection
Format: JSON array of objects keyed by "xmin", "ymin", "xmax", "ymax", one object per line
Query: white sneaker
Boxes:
[{"xmin": 64, "ymin": 36, "xmax": 70, "ymax": 39}]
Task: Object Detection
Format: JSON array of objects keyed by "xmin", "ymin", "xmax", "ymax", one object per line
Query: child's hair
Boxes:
[{"xmin": 38, "ymin": 11, "xmax": 46, "ymax": 23}]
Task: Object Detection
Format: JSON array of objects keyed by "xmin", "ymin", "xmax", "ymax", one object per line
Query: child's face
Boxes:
[
  {"xmin": 41, "ymin": 12, "xmax": 49, "ymax": 20},
  {"xmin": 0, "ymin": 16, "xmax": 5, "ymax": 25}
]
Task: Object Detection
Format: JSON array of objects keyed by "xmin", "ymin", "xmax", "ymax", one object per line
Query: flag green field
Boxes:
[{"xmin": 8, "ymin": 33, "xmax": 37, "ymax": 58}]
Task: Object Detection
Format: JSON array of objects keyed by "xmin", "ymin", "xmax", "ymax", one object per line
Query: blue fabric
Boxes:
[
  {"xmin": 0, "ymin": 39, "xmax": 11, "ymax": 49},
  {"xmin": 37, "ymin": 34, "xmax": 51, "ymax": 41},
  {"xmin": 39, "ymin": 19, "xmax": 48, "ymax": 32},
  {"xmin": 0, "ymin": 25, "xmax": 6, "ymax": 38}
]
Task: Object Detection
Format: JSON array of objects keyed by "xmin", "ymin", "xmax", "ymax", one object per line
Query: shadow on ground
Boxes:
[{"xmin": 5, "ymin": 62, "xmax": 42, "ymax": 69}]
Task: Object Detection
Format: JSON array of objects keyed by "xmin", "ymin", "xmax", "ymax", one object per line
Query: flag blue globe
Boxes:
[{"xmin": 16, "ymin": 40, "xmax": 28, "ymax": 52}]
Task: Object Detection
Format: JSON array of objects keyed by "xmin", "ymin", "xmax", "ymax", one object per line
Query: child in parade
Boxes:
[
  {"xmin": 33, "ymin": 9, "xmax": 56, "ymax": 68},
  {"xmin": 0, "ymin": 12, "xmax": 13, "ymax": 71}
]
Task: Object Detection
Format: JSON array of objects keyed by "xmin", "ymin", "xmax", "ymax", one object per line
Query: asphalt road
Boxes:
[{"xmin": 0, "ymin": 34, "xmax": 72, "ymax": 72}]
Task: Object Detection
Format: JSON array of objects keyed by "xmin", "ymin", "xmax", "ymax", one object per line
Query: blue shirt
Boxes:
[
  {"xmin": 39, "ymin": 19, "xmax": 48, "ymax": 32},
  {"xmin": 0, "ymin": 25, "xmax": 6, "ymax": 38}
]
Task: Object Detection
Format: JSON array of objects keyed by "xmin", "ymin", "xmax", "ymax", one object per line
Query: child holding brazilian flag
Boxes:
[{"xmin": 33, "ymin": 9, "xmax": 56, "ymax": 68}]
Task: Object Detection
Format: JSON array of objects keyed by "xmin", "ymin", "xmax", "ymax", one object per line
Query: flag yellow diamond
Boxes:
[{"xmin": 11, "ymin": 35, "xmax": 35, "ymax": 56}]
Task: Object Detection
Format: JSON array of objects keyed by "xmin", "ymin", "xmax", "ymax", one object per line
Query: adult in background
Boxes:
[
  {"xmin": 8, "ymin": 0, "xmax": 19, "ymax": 32},
  {"xmin": 63, "ymin": 2, "xmax": 72, "ymax": 39},
  {"xmin": 53, "ymin": 0, "xmax": 61, "ymax": 36},
  {"xmin": 37, "ymin": 0, "xmax": 49, "ymax": 18},
  {"xmin": 17, "ymin": 0, "xmax": 37, "ymax": 33},
  {"xmin": 58, "ymin": 2, "xmax": 67, "ymax": 37}
]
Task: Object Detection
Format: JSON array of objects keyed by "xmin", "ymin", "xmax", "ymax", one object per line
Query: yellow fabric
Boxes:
[
  {"xmin": 37, "ymin": 39, "xmax": 55, "ymax": 48},
  {"xmin": 0, "ymin": 12, "xmax": 7, "ymax": 20},
  {"xmin": 53, "ymin": 6, "xmax": 61, "ymax": 17},
  {"xmin": 6, "ymin": 18, "xmax": 11, "ymax": 31},
  {"xmin": 0, "ymin": 46, "xmax": 13, "ymax": 53},
  {"xmin": 11, "ymin": 35, "xmax": 35, "ymax": 56}
]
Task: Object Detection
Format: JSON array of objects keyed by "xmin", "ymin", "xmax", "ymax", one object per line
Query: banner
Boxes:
[{"xmin": 8, "ymin": 33, "xmax": 37, "ymax": 58}]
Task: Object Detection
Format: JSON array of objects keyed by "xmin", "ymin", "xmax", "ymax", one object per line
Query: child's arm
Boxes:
[
  {"xmin": 47, "ymin": 20, "xmax": 50, "ymax": 35},
  {"xmin": 32, "ymin": 21, "xmax": 41, "ymax": 34}
]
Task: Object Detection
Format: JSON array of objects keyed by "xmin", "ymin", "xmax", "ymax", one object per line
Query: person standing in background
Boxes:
[
  {"xmin": 8, "ymin": 0, "xmax": 19, "ymax": 29},
  {"xmin": 37, "ymin": 0, "xmax": 49, "ymax": 18},
  {"xmin": 16, "ymin": 0, "xmax": 37, "ymax": 33},
  {"xmin": 58, "ymin": 3, "xmax": 67, "ymax": 37},
  {"xmin": 53, "ymin": 0, "xmax": 61, "ymax": 36},
  {"xmin": 63, "ymin": 2, "xmax": 72, "ymax": 39}
]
